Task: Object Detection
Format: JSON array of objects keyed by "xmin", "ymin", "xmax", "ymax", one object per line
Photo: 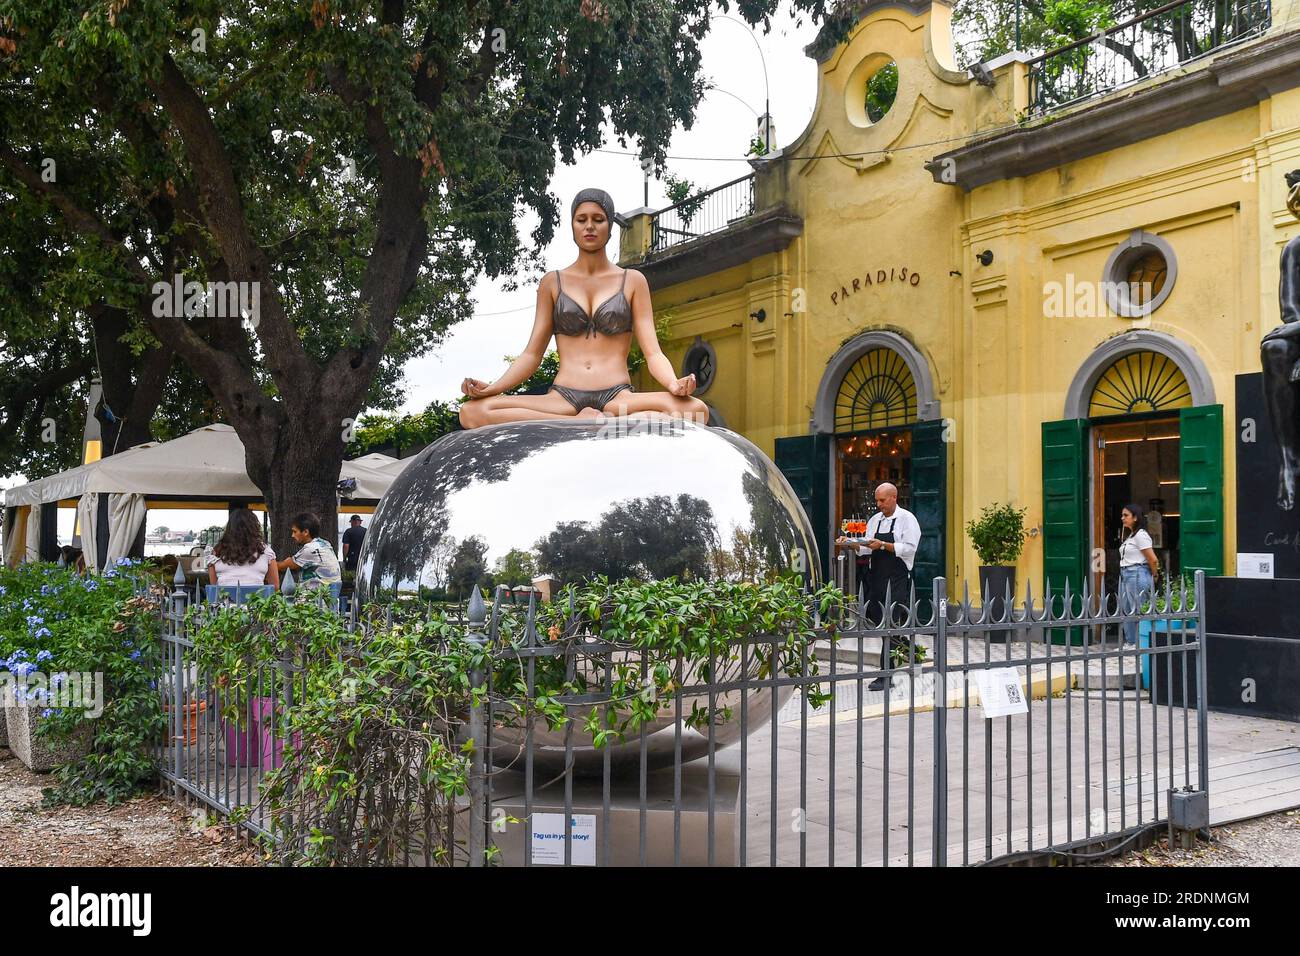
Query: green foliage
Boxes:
[
  {"xmin": 865, "ymin": 61, "xmax": 898, "ymax": 123},
  {"xmin": 349, "ymin": 400, "xmax": 460, "ymax": 458},
  {"xmin": 0, "ymin": 562, "xmax": 165, "ymax": 806},
  {"xmin": 0, "ymin": 0, "xmax": 845, "ymax": 526},
  {"xmin": 889, "ymin": 640, "xmax": 929, "ymax": 669},
  {"xmin": 505, "ymin": 351, "xmax": 562, "ymax": 397},
  {"xmin": 188, "ymin": 575, "xmax": 848, "ymax": 864},
  {"xmin": 492, "ymin": 549, "xmax": 536, "ymax": 588},
  {"xmin": 664, "ymin": 173, "xmax": 707, "ymax": 227},
  {"xmin": 952, "ymin": 0, "xmax": 1116, "ymax": 67},
  {"xmin": 1153, "ymin": 573, "xmax": 1197, "ymax": 613},
  {"xmin": 447, "ymin": 536, "xmax": 490, "ymax": 601},
  {"xmin": 965, "ymin": 502, "xmax": 1029, "ymax": 566}
]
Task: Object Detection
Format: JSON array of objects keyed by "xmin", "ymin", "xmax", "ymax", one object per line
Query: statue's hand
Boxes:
[
  {"xmin": 670, "ymin": 373, "xmax": 697, "ymax": 397},
  {"xmin": 461, "ymin": 377, "xmax": 493, "ymax": 398},
  {"xmin": 1262, "ymin": 324, "xmax": 1300, "ymax": 343}
]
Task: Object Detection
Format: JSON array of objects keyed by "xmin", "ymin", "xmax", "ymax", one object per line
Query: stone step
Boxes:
[{"xmin": 1077, "ymin": 668, "xmax": 1142, "ymax": 692}]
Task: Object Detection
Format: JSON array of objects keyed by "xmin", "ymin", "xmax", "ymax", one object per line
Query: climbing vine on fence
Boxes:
[{"xmin": 187, "ymin": 575, "xmax": 848, "ymax": 865}]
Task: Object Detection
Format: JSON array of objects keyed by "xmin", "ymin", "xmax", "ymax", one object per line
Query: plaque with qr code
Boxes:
[{"xmin": 974, "ymin": 667, "xmax": 1029, "ymax": 719}]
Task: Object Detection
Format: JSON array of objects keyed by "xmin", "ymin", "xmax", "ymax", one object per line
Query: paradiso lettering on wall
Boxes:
[{"xmin": 831, "ymin": 267, "xmax": 921, "ymax": 305}]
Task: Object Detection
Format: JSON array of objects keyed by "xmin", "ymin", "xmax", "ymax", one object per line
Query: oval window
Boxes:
[{"xmin": 845, "ymin": 54, "xmax": 900, "ymax": 128}]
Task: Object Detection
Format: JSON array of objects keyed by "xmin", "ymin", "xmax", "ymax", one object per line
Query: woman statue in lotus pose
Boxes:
[{"xmin": 458, "ymin": 188, "xmax": 709, "ymax": 428}]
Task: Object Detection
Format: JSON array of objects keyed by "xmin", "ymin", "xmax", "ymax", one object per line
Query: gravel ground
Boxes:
[
  {"xmin": 0, "ymin": 747, "xmax": 261, "ymax": 867},
  {"xmin": 3, "ymin": 741, "xmax": 1296, "ymax": 868},
  {"xmin": 1097, "ymin": 809, "xmax": 1300, "ymax": 866}
]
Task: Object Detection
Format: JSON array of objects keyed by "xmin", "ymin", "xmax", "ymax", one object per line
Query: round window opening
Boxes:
[
  {"xmin": 1102, "ymin": 231, "xmax": 1177, "ymax": 318},
  {"xmin": 845, "ymin": 54, "xmax": 900, "ymax": 128},
  {"xmin": 683, "ymin": 338, "xmax": 717, "ymax": 395}
]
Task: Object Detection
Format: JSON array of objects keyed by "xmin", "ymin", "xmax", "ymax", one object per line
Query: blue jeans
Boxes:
[{"xmin": 1119, "ymin": 565, "xmax": 1153, "ymax": 644}]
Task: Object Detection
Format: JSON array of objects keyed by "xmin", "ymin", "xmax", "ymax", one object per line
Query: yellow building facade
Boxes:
[{"xmin": 620, "ymin": 0, "xmax": 1300, "ymax": 594}]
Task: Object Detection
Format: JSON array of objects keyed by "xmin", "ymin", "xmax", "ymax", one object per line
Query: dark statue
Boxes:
[{"xmin": 1261, "ymin": 169, "xmax": 1300, "ymax": 510}]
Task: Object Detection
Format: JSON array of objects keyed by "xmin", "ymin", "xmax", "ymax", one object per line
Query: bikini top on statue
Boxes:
[{"xmin": 552, "ymin": 268, "xmax": 633, "ymax": 338}]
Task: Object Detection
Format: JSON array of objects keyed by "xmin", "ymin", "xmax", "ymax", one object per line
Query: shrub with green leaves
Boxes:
[
  {"xmin": 188, "ymin": 575, "xmax": 848, "ymax": 865},
  {"xmin": 965, "ymin": 503, "xmax": 1030, "ymax": 566},
  {"xmin": 0, "ymin": 561, "xmax": 165, "ymax": 806}
]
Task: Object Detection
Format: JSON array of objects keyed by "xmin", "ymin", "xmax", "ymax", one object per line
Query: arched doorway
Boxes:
[
  {"xmin": 1044, "ymin": 332, "xmax": 1221, "ymax": 606},
  {"xmin": 777, "ymin": 331, "xmax": 945, "ymax": 594}
]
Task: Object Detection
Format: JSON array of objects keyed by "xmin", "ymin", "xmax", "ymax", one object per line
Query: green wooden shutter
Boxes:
[
  {"xmin": 775, "ymin": 433, "xmax": 831, "ymax": 582},
  {"xmin": 1179, "ymin": 404, "xmax": 1224, "ymax": 577},
  {"xmin": 1042, "ymin": 419, "xmax": 1088, "ymax": 645},
  {"xmin": 1042, "ymin": 417, "xmax": 1089, "ymax": 592},
  {"xmin": 910, "ymin": 419, "xmax": 947, "ymax": 599}
]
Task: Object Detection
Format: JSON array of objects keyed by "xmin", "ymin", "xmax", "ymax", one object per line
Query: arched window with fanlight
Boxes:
[
  {"xmin": 834, "ymin": 347, "xmax": 918, "ymax": 432},
  {"xmin": 1087, "ymin": 351, "xmax": 1192, "ymax": 417},
  {"xmin": 831, "ymin": 347, "xmax": 922, "ymax": 540}
]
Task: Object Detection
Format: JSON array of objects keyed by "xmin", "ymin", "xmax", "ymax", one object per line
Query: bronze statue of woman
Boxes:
[{"xmin": 458, "ymin": 188, "xmax": 709, "ymax": 428}]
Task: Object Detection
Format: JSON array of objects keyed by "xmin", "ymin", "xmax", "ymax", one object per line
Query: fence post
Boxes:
[
  {"xmin": 170, "ymin": 564, "xmax": 189, "ymax": 792},
  {"xmin": 466, "ymin": 584, "xmax": 488, "ymax": 867},
  {"xmin": 1195, "ymin": 569, "xmax": 1210, "ymax": 830},
  {"xmin": 932, "ymin": 577, "xmax": 948, "ymax": 867},
  {"xmin": 280, "ymin": 651, "xmax": 296, "ymax": 865}
]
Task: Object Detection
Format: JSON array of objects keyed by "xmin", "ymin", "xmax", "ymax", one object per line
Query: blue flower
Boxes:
[
  {"xmin": 9, "ymin": 649, "xmax": 28, "ymax": 662},
  {"xmin": 130, "ymin": 649, "xmax": 142, "ymax": 661},
  {"xmin": 39, "ymin": 708, "xmax": 53, "ymax": 719},
  {"xmin": 83, "ymin": 579, "xmax": 99, "ymax": 591},
  {"xmin": 33, "ymin": 628, "xmax": 52, "ymax": 640},
  {"xmin": 25, "ymin": 614, "xmax": 44, "ymax": 629},
  {"xmin": 35, "ymin": 650, "xmax": 53, "ymax": 663}
]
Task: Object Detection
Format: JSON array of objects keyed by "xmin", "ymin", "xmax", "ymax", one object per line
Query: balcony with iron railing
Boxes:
[
  {"xmin": 649, "ymin": 174, "xmax": 757, "ymax": 255},
  {"xmin": 1026, "ymin": 0, "xmax": 1273, "ymax": 116},
  {"xmin": 623, "ymin": 170, "xmax": 801, "ymax": 288}
]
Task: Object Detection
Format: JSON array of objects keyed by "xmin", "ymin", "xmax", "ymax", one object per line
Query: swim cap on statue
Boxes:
[{"xmin": 571, "ymin": 188, "xmax": 626, "ymax": 228}]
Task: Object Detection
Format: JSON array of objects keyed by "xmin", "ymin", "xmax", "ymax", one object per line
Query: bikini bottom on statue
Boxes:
[{"xmin": 548, "ymin": 382, "xmax": 634, "ymax": 412}]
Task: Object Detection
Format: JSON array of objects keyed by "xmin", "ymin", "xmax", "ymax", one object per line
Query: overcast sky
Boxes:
[{"xmin": 5, "ymin": 8, "xmax": 827, "ymax": 537}]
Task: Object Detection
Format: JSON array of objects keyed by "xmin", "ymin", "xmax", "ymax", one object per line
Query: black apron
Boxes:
[{"xmin": 866, "ymin": 515, "xmax": 912, "ymax": 632}]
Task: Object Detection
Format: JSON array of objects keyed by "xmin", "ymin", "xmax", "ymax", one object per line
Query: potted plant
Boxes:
[
  {"xmin": 4, "ymin": 662, "xmax": 93, "ymax": 772},
  {"xmin": 965, "ymin": 503, "xmax": 1030, "ymax": 642},
  {"xmin": 1137, "ymin": 572, "xmax": 1196, "ymax": 692}
]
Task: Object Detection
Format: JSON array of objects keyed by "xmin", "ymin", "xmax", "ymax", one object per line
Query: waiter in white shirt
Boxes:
[{"xmin": 835, "ymin": 482, "xmax": 923, "ymax": 689}]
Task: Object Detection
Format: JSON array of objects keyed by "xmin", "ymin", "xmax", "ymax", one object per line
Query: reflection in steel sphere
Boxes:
[{"xmin": 355, "ymin": 415, "xmax": 822, "ymax": 771}]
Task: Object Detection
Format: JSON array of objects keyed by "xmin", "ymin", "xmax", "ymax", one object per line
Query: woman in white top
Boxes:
[
  {"xmin": 206, "ymin": 508, "xmax": 280, "ymax": 590},
  {"xmin": 1118, "ymin": 503, "xmax": 1159, "ymax": 644}
]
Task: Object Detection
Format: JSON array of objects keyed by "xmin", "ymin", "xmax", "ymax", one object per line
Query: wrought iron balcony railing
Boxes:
[
  {"xmin": 1026, "ymin": 0, "xmax": 1272, "ymax": 117},
  {"xmin": 650, "ymin": 174, "xmax": 756, "ymax": 254}
]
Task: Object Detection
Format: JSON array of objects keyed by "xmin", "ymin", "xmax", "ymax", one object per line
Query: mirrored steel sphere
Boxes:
[{"xmin": 355, "ymin": 415, "xmax": 821, "ymax": 771}]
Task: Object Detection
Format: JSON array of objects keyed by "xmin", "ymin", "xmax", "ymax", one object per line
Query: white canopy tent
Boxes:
[
  {"xmin": 348, "ymin": 452, "xmax": 416, "ymax": 480},
  {"xmin": 3, "ymin": 424, "xmax": 405, "ymax": 569}
]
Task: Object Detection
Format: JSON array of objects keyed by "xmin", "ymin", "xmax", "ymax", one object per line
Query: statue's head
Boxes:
[
  {"xmin": 570, "ymin": 188, "xmax": 623, "ymax": 251},
  {"xmin": 1288, "ymin": 170, "xmax": 1300, "ymax": 220}
]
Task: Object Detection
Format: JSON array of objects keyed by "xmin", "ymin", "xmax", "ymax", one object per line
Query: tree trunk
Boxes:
[{"xmin": 252, "ymin": 415, "xmax": 347, "ymax": 561}]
